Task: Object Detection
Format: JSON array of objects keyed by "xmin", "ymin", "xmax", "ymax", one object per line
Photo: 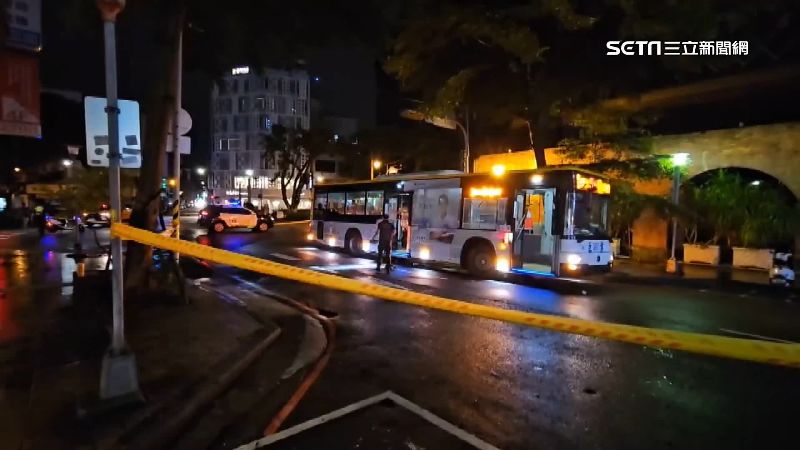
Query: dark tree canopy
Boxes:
[{"xmin": 385, "ymin": 0, "xmax": 800, "ymax": 166}]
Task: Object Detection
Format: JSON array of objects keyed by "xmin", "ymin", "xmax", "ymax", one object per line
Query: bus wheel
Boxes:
[
  {"xmin": 466, "ymin": 244, "xmax": 495, "ymax": 276},
  {"xmin": 345, "ymin": 230, "xmax": 363, "ymax": 255}
]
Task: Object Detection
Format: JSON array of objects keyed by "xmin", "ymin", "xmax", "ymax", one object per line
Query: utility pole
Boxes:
[
  {"xmin": 96, "ymin": 0, "xmax": 141, "ymax": 401},
  {"xmin": 171, "ymin": 14, "xmax": 184, "ymax": 248}
]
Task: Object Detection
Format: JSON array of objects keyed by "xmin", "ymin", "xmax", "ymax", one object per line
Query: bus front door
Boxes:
[{"xmin": 513, "ymin": 189, "xmax": 556, "ymax": 275}]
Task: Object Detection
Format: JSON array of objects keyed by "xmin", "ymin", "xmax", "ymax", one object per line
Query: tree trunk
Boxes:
[
  {"xmin": 531, "ymin": 112, "xmax": 559, "ymax": 169},
  {"xmin": 280, "ymin": 177, "xmax": 290, "ymax": 210},
  {"xmin": 125, "ymin": 4, "xmax": 185, "ymax": 290}
]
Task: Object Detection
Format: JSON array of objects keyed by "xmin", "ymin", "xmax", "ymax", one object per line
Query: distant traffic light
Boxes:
[
  {"xmin": 161, "ymin": 177, "xmax": 167, "ymax": 190},
  {"xmin": 168, "ymin": 178, "xmax": 176, "ymax": 187}
]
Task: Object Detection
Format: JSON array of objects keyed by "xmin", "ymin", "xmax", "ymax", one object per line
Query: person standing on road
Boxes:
[{"xmin": 372, "ymin": 214, "xmax": 395, "ymax": 272}]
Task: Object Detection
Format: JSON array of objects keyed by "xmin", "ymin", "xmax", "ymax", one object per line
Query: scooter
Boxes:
[
  {"xmin": 44, "ymin": 215, "xmax": 84, "ymax": 233},
  {"xmin": 769, "ymin": 252, "xmax": 795, "ymax": 287}
]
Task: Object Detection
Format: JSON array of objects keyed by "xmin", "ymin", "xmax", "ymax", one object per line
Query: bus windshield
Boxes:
[{"xmin": 571, "ymin": 192, "xmax": 609, "ymax": 239}]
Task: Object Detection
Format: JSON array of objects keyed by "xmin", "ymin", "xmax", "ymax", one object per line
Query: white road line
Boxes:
[
  {"xmin": 386, "ymin": 392, "xmax": 502, "ymax": 450},
  {"xmin": 234, "ymin": 392, "xmax": 391, "ymax": 450},
  {"xmin": 269, "ymin": 252, "xmax": 301, "ymax": 261},
  {"xmin": 234, "ymin": 390, "xmax": 501, "ymax": 450},
  {"xmin": 718, "ymin": 328, "xmax": 798, "ymax": 344}
]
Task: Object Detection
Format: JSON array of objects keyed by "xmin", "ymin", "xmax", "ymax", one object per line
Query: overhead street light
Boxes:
[
  {"xmin": 370, "ymin": 159, "xmax": 382, "ymax": 180},
  {"xmin": 666, "ymin": 152, "xmax": 691, "ymax": 274},
  {"xmin": 14, "ymin": 167, "xmax": 21, "ymax": 173},
  {"xmin": 196, "ymin": 167, "xmax": 206, "ymax": 175}
]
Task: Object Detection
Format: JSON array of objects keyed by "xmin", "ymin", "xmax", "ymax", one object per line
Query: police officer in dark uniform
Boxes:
[{"xmin": 372, "ymin": 214, "xmax": 395, "ymax": 272}]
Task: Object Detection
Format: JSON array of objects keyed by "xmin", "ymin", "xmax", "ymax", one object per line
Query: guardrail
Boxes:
[{"xmin": 112, "ymin": 223, "xmax": 800, "ymax": 368}]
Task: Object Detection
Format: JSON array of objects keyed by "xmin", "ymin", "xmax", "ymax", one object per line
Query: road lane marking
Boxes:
[
  {"xmin": 269, "ymin": 252, "xmax": 301, "ymax": 261},
  {"xmin": 719, "ymin": 328, "xmax": 799, "ymax": 344},
  {"xmin": 385, "ymin": 391, "xmax": 501, "ymax": 450},
  {"xmin": 234, "ymin": 391, "xmax": 500, "ymax": 450},
  {"xmin": 111, "ymin": 223, "xmax": 800, "ymax": 368}
]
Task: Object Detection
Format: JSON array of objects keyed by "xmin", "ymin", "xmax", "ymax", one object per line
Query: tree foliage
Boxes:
[
  {"xmin": 682, "ymin": 170, "xmax": 799, "ymax": 248},
  {"xmin": 385, "ymin": 0, "xmax": 800, "ymax": 167},
  {"xmin": 263, "ymin": 125, "xmax": 346, "ymax": 211},
  {"xmin": 357, "ymin": 125, "xmax": 462, "ymax": 174},
  {"xmin": 56, "ymin": 168, "xmax": 137, "ymax": 215}
]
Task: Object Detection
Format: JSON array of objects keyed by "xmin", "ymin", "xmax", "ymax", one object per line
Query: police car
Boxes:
[{"xmin": 199, "ymin": 206, "xmax": 273, "ymax": 233}]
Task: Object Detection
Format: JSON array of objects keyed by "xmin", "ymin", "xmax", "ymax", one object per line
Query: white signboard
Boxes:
[
  {"xmin": 84, "ymin": 96, "xmax": 142, "ymax": 168},
  {"xmin": 165, "ymin": 134, "xmax": 191, "ymax": 154}
]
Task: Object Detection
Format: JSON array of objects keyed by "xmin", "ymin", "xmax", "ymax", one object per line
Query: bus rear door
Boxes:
[{"xmin": 385, "ymin": 192, "xmax": 412, "ymax": 255}]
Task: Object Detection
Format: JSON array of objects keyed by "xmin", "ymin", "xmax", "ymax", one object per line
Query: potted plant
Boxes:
[
  {"xmin": 680, "ymin": 184, "xmax": 721, "ymax": 265},
  {"xmin": 733, "ymin": 184, "xmax": 798, "ymax": 270}
]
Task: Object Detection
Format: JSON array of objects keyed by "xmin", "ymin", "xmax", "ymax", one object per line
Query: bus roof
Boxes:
[{"xmin": 316, "ymin": 166, "xmax": 609, "ymax": 187}]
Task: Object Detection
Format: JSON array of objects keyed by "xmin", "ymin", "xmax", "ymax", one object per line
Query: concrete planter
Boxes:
[
  {"xmin": 732, "ymin": 247, "xmax": 774, "ymax": 271},
  {"xmin": 683, "ymin": 244, "xmax": 720, "ymax": 265}
]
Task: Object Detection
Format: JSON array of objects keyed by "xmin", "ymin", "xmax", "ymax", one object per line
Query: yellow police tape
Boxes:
[{"xmin": 111, "ymin": 223, "xmax": 800, "ymax": 368}]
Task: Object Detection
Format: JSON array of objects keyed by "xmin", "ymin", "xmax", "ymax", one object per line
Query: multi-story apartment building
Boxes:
[{"xmin": 209, "ymin": 67, "xmax": 313, "ymax": 211}]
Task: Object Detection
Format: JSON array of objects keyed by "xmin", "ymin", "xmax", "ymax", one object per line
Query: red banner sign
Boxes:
[{"xmin": 0, "ymin": 51, "xmax": 41, "ymax": 138}]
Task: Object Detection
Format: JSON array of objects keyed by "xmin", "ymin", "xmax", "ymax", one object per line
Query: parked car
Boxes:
[{"xmin": 201, "ymin": 206, "xmax": 273, "ymax": 233}]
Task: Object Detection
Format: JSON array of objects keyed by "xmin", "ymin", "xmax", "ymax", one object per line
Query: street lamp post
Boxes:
[
  {"xmin": 96, "ymin": 0, "xmax": 141, "ymax": 402},
  {"xmin": 666, "ymin": 152, "xmax": 690, "ymax": 274},
  {"xmin": 400, "ymin": 109, "xmax": 470, "ymax": 173},
  {"xmin": 370, "ymin": 159, "xmax": 382, "ymax": 180}
]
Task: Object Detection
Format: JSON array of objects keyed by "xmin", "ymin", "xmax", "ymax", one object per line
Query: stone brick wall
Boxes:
[{"xmin": 547, "ymin": 122, "xmax": 800, "ymax": 262}]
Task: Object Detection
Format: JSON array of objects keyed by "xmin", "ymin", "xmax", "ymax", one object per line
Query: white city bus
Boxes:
[{"xmin": 309, "ymin": 168, "xmax": 612, "ymax": 277}]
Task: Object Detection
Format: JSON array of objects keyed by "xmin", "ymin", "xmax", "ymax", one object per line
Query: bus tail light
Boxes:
[{"xmin": 496, "ymin": 257, "xmax": 510, "ymax": 272}]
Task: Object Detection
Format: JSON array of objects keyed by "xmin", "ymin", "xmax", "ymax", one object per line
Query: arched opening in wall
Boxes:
[{"xmin": 676, "ymin": 167, "xmax": 797, "ymax": 265}]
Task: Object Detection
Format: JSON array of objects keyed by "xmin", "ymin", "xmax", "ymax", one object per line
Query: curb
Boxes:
[
  {"xmin": 603, "ymin": 273, "xmax": 798, "ymax": 298},
  {"xmin": 127, "ymin": 327, "xmax": 282, "ymax": 450}
]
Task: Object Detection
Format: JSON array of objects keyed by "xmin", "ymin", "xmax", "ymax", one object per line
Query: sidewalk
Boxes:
[
  {"xmin": 0, "ymin": 257, "xmax": 324, "ymax": 450},
  {"xmin": 598, "ymin": 258, "xmax": 797, "ymax": 297}
]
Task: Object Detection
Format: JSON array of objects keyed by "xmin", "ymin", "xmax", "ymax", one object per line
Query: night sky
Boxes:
[{"xmin": 3, "ymin": 2, "xmax": 800, "ymax": 182}]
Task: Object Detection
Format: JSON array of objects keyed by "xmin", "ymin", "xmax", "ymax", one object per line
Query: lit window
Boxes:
[
  {"xmin": 366, "ymin": 191, "xmax": 384, "ymax": 215},
  {"xmin": 345, "ymin": 192, "xmax": 366, "ymax": 215}
]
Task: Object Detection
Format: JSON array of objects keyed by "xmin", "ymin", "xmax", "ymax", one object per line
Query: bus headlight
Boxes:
[
  {"xmin": 566, "ymin": 254, "xmax": 581, "ymax": 265},
  {"xmin": 327, "ymin": 237, "xmax": 336, "ymax": 247},
  {"xmin": 419, "ymin": 247, "xmax": 430, "ymax": 260},
  {"xmin": 496, "ymin": 257, "xmax": 510, "ymax": 272},
  {"xmin": 361, "ymin": 240, "xmax": 371, "ymax": 252}
]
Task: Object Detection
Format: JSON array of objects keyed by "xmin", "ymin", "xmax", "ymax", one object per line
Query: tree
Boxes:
[
  {"xmin": 385, "ymin": 1, "xmax": 800, "ymax": 168},
  {"xmin": 56, "ymin": 168, "xmax": 138, "ymax": 215},
  {"xmin": 263, "ymin": 126, "xmax": 341, "ymax": 211},
  {"xmin": 63, "ymin": 0, "xmax": 387, "ymax": 287},
  {"xmin": 357, "ymin": 125, "xmax": 461, "ymax": 174}
]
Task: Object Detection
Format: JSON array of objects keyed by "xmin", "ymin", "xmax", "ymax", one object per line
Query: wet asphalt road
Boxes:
[
  {"xmin": 3, "ymin": 223, "xmax": 800, "ymax": 449},
  {"xmin": 183, "ymin": 221, "xmax": 800, "ymax": 450}
]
